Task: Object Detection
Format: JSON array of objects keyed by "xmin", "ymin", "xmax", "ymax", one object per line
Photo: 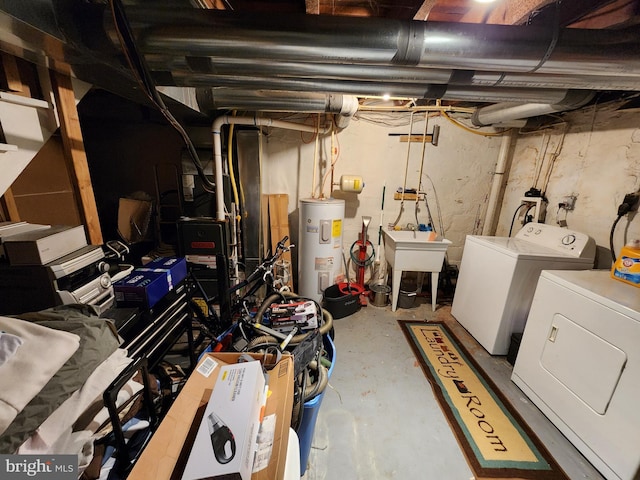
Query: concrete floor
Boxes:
[{"xmin": 301, "ymin": 296, "xmax": 606, "ymax": 480}]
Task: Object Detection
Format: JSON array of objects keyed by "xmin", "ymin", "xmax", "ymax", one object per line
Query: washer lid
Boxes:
[
  {"xmin": 541, "ymin": 269, "xmax": 640, "ymax": 321},
  {"xmin": 466, "ymin": 235, "xmax": 595, "ymax": 262}
]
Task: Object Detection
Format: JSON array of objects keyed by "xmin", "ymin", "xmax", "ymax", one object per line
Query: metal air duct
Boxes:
[
  {"xmin": 144, "ymin": 55, "xmax": 640, "ymax": 92},
  {"xmin": 112, "ymin": 9, "xmax": 640, "ymax": 80},
  {"xmin": 101, "ymin": 8, "xmax": 640, "ymax": 123}
]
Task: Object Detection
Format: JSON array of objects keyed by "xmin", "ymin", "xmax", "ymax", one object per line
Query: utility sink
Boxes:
[
  {"xmin": 383, "ymin": 230, "xmax": 452, "ymax": 311},
  {"xmin": 383, "ymin": 230, "xmax": 451, "ymax": 250}
]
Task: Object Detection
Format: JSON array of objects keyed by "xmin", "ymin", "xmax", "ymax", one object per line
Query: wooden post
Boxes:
[
  {"xmin": 50, "ymin": 71, "xmax": 103, "ymax": 244},
  {"xmin": 0, "ymin": 188, "xmax": 20, "ymax": 221}
]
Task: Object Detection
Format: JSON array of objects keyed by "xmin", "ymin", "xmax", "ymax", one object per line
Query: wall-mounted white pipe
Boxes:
[
  {"xmin": 472, "ymin": 91, "xmax": 594, "ymax": 127},
  {"xmin": 211, "ymin": 115, "xmax": 332, "ymax": 221},
  {"xmin": 331, "ymin": 94, "xmax": 359, "ymax": 129},
  {"xmin": 482, "ymin": 131, "xmax": 515, "ymax": 235}
]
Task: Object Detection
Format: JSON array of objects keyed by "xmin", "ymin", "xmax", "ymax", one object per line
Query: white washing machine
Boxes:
[
  {"xmin": 451, "ymin": 224, "xmax": 595, "ymax": 355},
  {"xmin": 512, "ymin": 270, "xmax": 640, "ymax": 480}
]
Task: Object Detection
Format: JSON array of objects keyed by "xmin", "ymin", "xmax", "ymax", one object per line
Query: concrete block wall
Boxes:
[{"xmin": 262, "ymin": 103, "xmax": 640, "ymax": 276}]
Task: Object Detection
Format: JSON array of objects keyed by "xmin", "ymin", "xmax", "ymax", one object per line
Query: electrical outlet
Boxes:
[
  {"xmin": 617, "ymin": 192, "xmax": 640, "ymax": 216},
  {"xmin": 519, "ymin": 197, "xmax": 546, "ymax": 224},
  {"xmin": 560, "ymin": 195, "xmax": 577, "ymax": 211}
]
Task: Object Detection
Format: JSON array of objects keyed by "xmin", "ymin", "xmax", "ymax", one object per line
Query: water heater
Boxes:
[{"xmin": 298, "ymin": 198, "xmax": 345, "ymax": 302}]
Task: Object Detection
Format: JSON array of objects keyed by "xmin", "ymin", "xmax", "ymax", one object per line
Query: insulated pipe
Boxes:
[
  {"xmin": 482, "ymin": 132, "xmax": 515, "ymax": 236},
  {"xmin": 211, "ymin": 115, "xmax": 333, "ymax": 221},
  {"xmin": 145, "ymin": 56, "xmax": 454, "ymax": 84},
  {"xmin": 197, "ymin": 89, "xmax": 359, "ymax": 115},
  {"xmin": 145, "ymin": 55, "xmax": 640, "ymax": 92},
  {"xmin": 472, "ymin": 90, "xmax": 595, "ymax": 126},
  {"xmin": 175, "ymin": 72, "xmax": 591, "ymax": 104},
  {"xmin": 332, "ymin": 94, "xmax": 359, "ymax": 129},
  {"xmin": 115, "ymin": 10, "xmax": 640, "ymax": 78}
]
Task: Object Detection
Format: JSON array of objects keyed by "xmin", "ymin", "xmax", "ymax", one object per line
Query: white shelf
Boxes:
[{"xmin": 0, "ymin": 143, "xmax": 18, "ymax": 152}]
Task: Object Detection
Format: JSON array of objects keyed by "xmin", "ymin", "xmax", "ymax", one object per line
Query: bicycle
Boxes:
[{"xmin": 185, "ymin": 236, "xmax": 333, "ymax": 353}]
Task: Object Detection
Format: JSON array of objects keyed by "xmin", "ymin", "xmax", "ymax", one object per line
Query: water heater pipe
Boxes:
[
  {"xmin": 482, "ymin": 131, "xmax": 515, "ymax": 235},
  {"xmin": 212, "ymin": 114, "xmax": 332, "ymax": 221}
]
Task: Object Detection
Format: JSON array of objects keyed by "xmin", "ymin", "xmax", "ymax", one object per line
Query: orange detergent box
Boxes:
[{"xmin": 611, "ymin": 241, "xmax": 640, "ymax": 287}]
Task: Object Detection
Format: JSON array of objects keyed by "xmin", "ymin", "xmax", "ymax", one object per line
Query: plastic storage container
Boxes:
[
  {"xmin": 398, "ymin": 289, "xmax": 417, "ymax": 308},
  {"xmin": 398, "ymin": 275, "xmax": 418, "ymax": 309},
  {"xmin": 322, "ymin": 284, "xmax": 360, "ymax": 319},
  {"xmin": 298, "ymin": 334, "xmax": 336, "ymax": 476}
]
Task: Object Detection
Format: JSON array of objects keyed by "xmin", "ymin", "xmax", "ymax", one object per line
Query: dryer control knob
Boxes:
[{"xmin": 562, "ymin": 234, "xmax": 576, "ymax": 245}]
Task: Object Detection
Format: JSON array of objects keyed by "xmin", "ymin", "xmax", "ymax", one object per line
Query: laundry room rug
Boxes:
[{"xmin": 398, "ymin": 320, "xmax": 568, "ymax": 480}]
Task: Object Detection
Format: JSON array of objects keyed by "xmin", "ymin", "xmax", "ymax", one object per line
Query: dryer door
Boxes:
[{"xmin": 540, "ymin": 313, "xmax": 626, "ymax": 414}]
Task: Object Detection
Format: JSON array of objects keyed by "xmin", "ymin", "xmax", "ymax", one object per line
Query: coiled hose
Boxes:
[{"xmin": 250, "ymin": 291, "xmax": 333, "ymax": 346}]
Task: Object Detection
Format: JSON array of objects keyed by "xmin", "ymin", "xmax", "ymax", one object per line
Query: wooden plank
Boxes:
[
  {"xmin": 0, "ymin": 53, "xmax": 28, "ymax": 96},
  {"xmin": 399, "ymin": 134, "xmax": 435, "ymax": 143},
  {"xmin": 267, "ymin": 194, "xmax": 293, "ymax": 290},
  {"xmin": 305, "ymin": 0, "xmax": 320, "ymax": 14},
  {"xmin": 1, "ymin": 188, "xmax": 20, "ymax": 221},
  {"xmin": 393, "ymin": 192, "xmax": 421, "ymax": 201},
  {"xmin": 414, "ymin": 0, "xmax": 438, "ymax": 20},
  {"xmin": 50, "ymin": 70, "xmax": 103, "ymax": 245},
  {"xmin": 261, "ymin": 194, "xmax": 270, "ymax": 259}
]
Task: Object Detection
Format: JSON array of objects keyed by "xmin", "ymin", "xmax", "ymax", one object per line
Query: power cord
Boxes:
[
  {"xmin": 610, "ymin": 192, "xmax": 640, "ymax": 263},
  {"xmin": 610, "ymin": 215, "xmax": 623, "ymax": 264},
  {"xmin": 508, "ymin": 204, "xmax": 526, "ymax": 237}
]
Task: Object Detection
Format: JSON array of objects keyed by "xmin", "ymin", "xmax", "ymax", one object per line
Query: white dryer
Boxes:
[
  {"xmin": 512, "ymin": 270, "xmax": 640, "ymax": 480},
  {"xmin": 451, "ymin": 224, "xmax": 595, "ymax": 355}
]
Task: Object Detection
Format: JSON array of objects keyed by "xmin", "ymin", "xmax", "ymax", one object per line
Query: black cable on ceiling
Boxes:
[{"xmin": 109, "ymin": 0, "xmax": 216, "ymax": 194}]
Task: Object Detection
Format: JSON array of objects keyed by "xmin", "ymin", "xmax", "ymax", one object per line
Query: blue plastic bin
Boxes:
[{"xmin": 298, "ymin": 334, "xmax": 336, "ymax": 476}]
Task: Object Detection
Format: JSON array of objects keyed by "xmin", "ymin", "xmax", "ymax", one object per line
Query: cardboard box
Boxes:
[
  {"xmin": 251, "ymin": 356, "xmax": 295, "ymax": 480},
  {"xmin": 182, "ymin": 361, "xmax": 266, "ymax": 480},
  {"xmin": 117, "ymin": 197, "xmax": 153, "ymax": 244},
  {"xmin": 113, "ymin": 270, "xmax": 171, "ymax": 308},
  {"xmin": 128, "ymin": 353, "xmax": 295, "ymax": 480},
  {"xmin": 139, "ymin": 256, "xmax": 188, "ymax": 288}
]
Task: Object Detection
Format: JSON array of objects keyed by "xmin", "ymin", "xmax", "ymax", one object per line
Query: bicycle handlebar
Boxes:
[
  {"xmin": 263, "ymin": 236, "xmax": 293, "ymax": 267},
  {"xmin": 230, "ymin": 236, "xmax": 292, "ymax": 293}
]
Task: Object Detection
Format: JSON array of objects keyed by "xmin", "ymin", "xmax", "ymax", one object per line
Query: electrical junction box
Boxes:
[
  {"xmin": 560, "ymin": 195, "xmax": 577, "ymax": 211},
  {"xmin": 519, "ymin": 197, "xmax": 546, "ymax": 224}
]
